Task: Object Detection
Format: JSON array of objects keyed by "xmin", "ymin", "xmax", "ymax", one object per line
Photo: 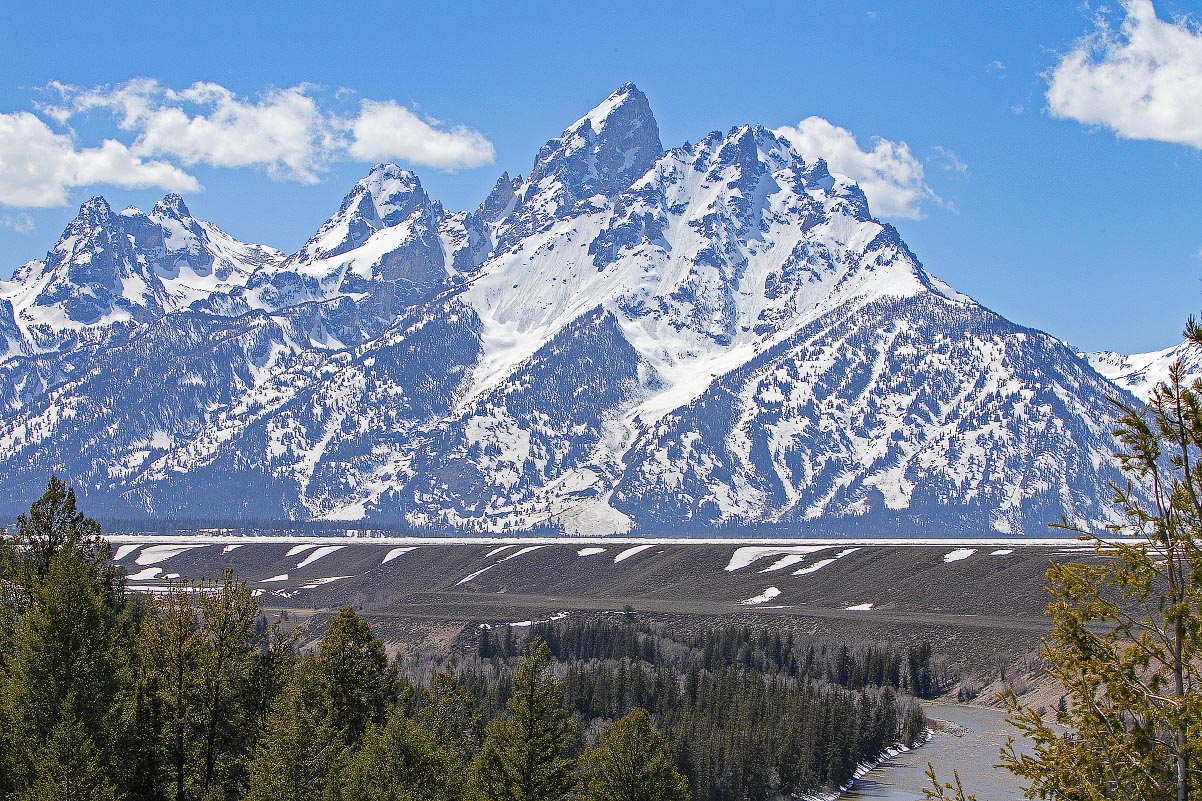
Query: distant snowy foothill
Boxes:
[{"xmin": 0, "ymin": 84, "xmax": 1143, "ymax": 535}]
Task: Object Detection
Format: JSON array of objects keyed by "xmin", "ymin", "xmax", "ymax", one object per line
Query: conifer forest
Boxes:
[{"xmin": 0, "ymin": 479, "xmax": 931, "ymax": 801}]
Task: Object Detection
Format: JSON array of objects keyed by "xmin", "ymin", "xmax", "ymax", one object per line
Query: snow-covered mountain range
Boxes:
[
  {"xmin": 0, "ymin": 84, "xmax": 1153, "ymax": 534},
  {"xmin": 1086, "ymin": 341, "xmax": 1202, "ymax": 402}
]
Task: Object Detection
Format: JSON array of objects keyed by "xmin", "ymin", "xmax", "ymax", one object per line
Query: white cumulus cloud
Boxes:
[
  {"xmin": 774, "ymin": 116, "xmax": 940, "ymax": 219},
  {"xmin": 1047, "ymin": 0, "xmax": 1202, "ymax": 148},
  {"xmin": 53, "ymin": 80, "xmax": 337, "ymax": 183},
  {"xmin": 349, "ymin": 99, "xmax": 496, "ymax": 170},
  {"xmin": 0, "ymin": 111, "xmax": 199, "ymax": 208},
  {"xmin": 44, "ymin": 80, "xmax": 497, "ymax": 187}
]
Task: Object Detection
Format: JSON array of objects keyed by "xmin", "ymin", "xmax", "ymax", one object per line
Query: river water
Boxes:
[{"xmin": 844, "ymin": 704, "xmax": 1027, "ymax": 800}]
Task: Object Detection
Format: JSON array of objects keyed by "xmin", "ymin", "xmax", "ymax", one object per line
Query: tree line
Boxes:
[
  {"xmin": 478, "ymin": 616, "xmax": 948, "ymax": 699},
  {"xmin": 0, "ymin": 477, "xmax": 927, "ymax": 801}
]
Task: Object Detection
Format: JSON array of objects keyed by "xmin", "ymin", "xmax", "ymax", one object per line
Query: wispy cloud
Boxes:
[
  {"xmin": 0, "ymin": 79, "xmax": 498, "ymax": 208},
  {"xmin": 1, "ymin": 212, "xmax": 35, "ymax": 233},
  {"xmin": 1047, "ymin": 0, "xmax": 1202, "ymax": 148},
  {"xmin": 774, "ymin": 117, "xmax": 941, "ymax": 219},
  {"xmin": 932, "ymin": 145, "xmax": 969, "ymax": 175}
]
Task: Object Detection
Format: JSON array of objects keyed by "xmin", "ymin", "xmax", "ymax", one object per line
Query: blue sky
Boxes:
[{"xmin": 1, "ymin": 1, "xmax": 1201, "ymax": 354}]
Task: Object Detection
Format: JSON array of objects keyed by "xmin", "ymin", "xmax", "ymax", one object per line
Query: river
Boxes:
[{"xmin": 844, "ymin": 704, "xmax": 1027, "ymax": 800}]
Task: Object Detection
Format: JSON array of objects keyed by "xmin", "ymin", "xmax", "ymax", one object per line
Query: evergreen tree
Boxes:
[
  {"xmin": 336, "ymin": 709, "xmax": 461, "ymax": 801},
  {"xmin": 14, "ymin": 713, "xmax": 117, "ymax": 801},
  {"xmin": 194, "ymin": 571, "xmax": 261, "ymax": 800},
  {"xmin": 2, "ymin": 476, "xmax": 120, "ymax": 607},
  {"xmin": 997, "ymin": 351, "xmax": 1202, "ymax": 801},
  {"xmin": 417, "ymin": 671, "xmax": 482, "ymax": 761},
  {"xmin": 0, "ymin": 477, "xmax": 121, "ymax": 673},
  {"xmin": 245, "ymin": 659, "xmax": 346, "ymax": 801},
  {"xmin": 1, "ymin": 547, "xmax": 125, "ymax": 794},
  {"xmin": 315, "ymin": 606, "xmax": 396, "ymax": 744},
  {"xmin": 133, "ymin": 572, "xmax": 268, "ymax": 801},
  {"xmin": 245, "ymin": 617, "xmax": 300, "ymax": 729},
  {"xmin": 469, "ymin": 740, "xmax": 512, "ymax": 801},
  {"xmin": 576, "ymin": 708, "xmax": 690, "ymax": 801},
  {"xmin": 138, "ymin": 582, "xmax": 204, "ymax": 801},
  {"xmin": 0, "ymin": 479, "xmax": 131, "ymax": 801},
  {"xmin": 469, "ymin": 638, "xmax": 580, "ymax": 801}
]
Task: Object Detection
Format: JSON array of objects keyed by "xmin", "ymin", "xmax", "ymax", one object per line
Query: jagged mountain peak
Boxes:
[
  {"xmin": 76, "ymin": 195, "xmax": 115, "ymax": 218},
  {"xmin": 358, "ymin": 163, "xmax": 428, "ymax": 224},
  {"xmin": 572, "ymin": 81, "xmax": 652, "ymax": 135},
  {"xmin": 151, "ymin": 193, "xmax": 192, "ymax": 220},
  {"xmin": 294, "ymin": 163, "xmax": 436, "ymax": 264},
  {"xmin": 522, "ymin": 82, "xmax": 664, "ymax": 206},
  {"xmin": 0, "ymin": 191, "xmax": 281, "ymax": 340},
  {"xmin": 56, "ymin": 196, "xmax": 123, "ymax": 243},
  {"xmin": 475, "ymin": 171, "xmax": 521, "ymax": 224}
]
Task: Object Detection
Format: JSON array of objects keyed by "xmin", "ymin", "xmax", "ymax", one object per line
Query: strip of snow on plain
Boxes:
[
  {"xmin": 509, "ymin": 611, "xmax": 570, "ymax": 628},
  {"xmin": 456, "ymin": 564, "xmax": 498, "ymax": 585},
  {"xmin": 114, "ymin": 544, "xmax": 140, "ymax": 560},
  {"xmin": 135, "ymin": 544, "xmax": 207, "ymax": 565},
  {"xmin": 260, "ymin": 574, "xmax": 289, "ymax": 583},
  {"xmin": 382, "ymin": 547, "xmax": 415, "ymax": 564},
  {"xmin": 577, "ymin": 547, "xmax": 606, "ymax": 556},
  {"xmin": 456, "ymin": 544, "xmax": 548, "ymax": 585},
  {"xmin": 845, "ymin": 602, "xmax": 874, "ymax": 611},
  {"xmin": 795, "ymin": 558, "xmax": 837, "ymax": 576},
  {"xmin": 300, "ymin": 576, "xmax": 352, "ymax": 589},
  {"xmin": 614, "ymin": 544, "xmax": 654, "ymax": 563},
  {"xmin": 759, "ymin": 553, "xmax": 812, "ymax": 572},
  {"xmin": 742, "ymin": 587, "xmax": 781, "ymax": 605},
  {"xmin": 296, "ymin": 545, "xmax": 345, "ymax": 568},
  {"xmin": 508, "ymin": 545, "xmax": 548, "ymax": 559},
  {"xmin": 990, "ymin": 548, "xmax": 1014, "ymax": 556},
  {"xmin": 791, "ymin": 547, "xmax": 860, "ymax": 576},
  {"xmin": 942, "ymin": 548, "xmax": 976, "ymax": 563},
  {"xmin": 127, "ymin": 567, "xmax": 163, "ymax": 580},
  {"xmin": 725, "ymin": 546, "xmax": 826, "ymax": 572}
]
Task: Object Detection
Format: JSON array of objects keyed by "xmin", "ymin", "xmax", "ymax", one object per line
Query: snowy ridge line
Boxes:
[{"xmin": 102, "ymin": 534, "xmax": 1101, "ymax": 548}]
